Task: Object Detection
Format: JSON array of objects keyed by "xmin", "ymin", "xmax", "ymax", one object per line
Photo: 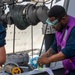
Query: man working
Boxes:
[
  {"xmin": 0, "ymin": 22, "xmax": 6, "ymax": 66},
  {"xmin": 38, "ymin": 5, "xmax": 75, "ymax": 75}
]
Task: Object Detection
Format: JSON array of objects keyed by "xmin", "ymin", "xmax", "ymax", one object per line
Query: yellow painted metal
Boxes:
[{"xmin": 11, "ymin": 67, "xmax": 22, "ymax": 75}]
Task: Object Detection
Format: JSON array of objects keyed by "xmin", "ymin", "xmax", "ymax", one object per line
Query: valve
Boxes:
[
  {"xmin": 11, "ymin": 67, "xmax": 22, "ymax": 75},
  {"xmin": 3, "ymin": 62, "xmax": 22, "ymax": 75}
]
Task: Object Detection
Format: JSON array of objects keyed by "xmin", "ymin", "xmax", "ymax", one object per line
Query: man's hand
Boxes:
[
  {"xmin": 38, "ymin": 51, "xmax": 66, "ymax": 66},
  {"xmin": 38, "ymin": 48, "xmax": 57, "ymax": 65},
  {"xmin": 38, "ymin": 57, "xmax": 50, "ymax": 65}
]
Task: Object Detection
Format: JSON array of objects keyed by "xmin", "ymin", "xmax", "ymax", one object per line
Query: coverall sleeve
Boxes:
[
  {"xmin": 62, "ymin": 27, "xmax": 75, "ymax": 58},
  {"xmin": 0, "ymin": 23, "xmax": 6, "ymax": 47},
  {"xmin": 50, "ymin": 38, "xmax": 58, "ymax": 53}
]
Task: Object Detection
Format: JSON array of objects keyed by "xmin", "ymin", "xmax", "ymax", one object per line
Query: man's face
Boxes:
[{"xmin": 49, "ymin": 16, "xmax": 69, "ymax": 32}]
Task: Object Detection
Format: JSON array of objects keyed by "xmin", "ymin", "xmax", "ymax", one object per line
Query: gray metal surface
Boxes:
[
  {"xmin": 36, "ymin": 5, "xmax": 48, "ymax": 24},
  {"xmin": 16, "ymin": 70, "xmax": 48, "ymax": 75},
  {"xmin": 6, "ymin": 53, "xmax": 29, "ymax": 64},
  {"xmin": 0, "ymin": 72, "xmax": 10, "ymax": 75},
  {"xmin": 27, "ymin": 4, "xmax": 40, "ymax": 25},
  {"xmin": 16, "ymin": 68, "xmax": 54, "ymax": 75}
]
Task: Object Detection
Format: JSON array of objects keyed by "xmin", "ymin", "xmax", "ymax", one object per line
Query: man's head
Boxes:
[{"xmin": 47, "ymin": 5, "xmax": 69, "ymax": 32}]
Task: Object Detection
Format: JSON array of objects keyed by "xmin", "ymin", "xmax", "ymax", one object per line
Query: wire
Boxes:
[
  {"xmin": 45, "ymin": 0, "xmax": 54, "ymax": 4},
  {"xmin": 31, "ymin": 0, "xmax": 51, "ymax": 3},
  {"xmin": 39, "ymin": 24, "xmax": 48, "ymax": 56}
]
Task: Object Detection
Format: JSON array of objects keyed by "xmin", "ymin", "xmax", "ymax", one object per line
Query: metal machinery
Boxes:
[
  {"xmin": 0, "ymin": 0, "xmax": 49, "ymax": 29},
  {"xmin": 0, "ymin": 0, "xmax": 51, "ymax": 75},
  {"xmin": 0, "ymin": 0, "xmax": 74, "ymax": 75}
]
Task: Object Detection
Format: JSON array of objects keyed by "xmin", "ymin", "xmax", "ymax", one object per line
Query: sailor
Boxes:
[{"xmin": 38, "ymin": 5, "xmax": 75, "ymax": 75}]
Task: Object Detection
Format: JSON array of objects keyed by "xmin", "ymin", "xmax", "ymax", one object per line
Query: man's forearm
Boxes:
[
  {"xmin": 41, "ymin": 48, "xmax": 57, "ymax": 57},
  {"xmin": 46, "ymin": 48, "xmax": 57, "ymax": 57},
  {"xmin": 48, "ymin": 51, "xmax": 66, "ymax": 63},
  {"xmin": 0, "ymin": 46, "xmax": 6, "ymax": 66}
]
